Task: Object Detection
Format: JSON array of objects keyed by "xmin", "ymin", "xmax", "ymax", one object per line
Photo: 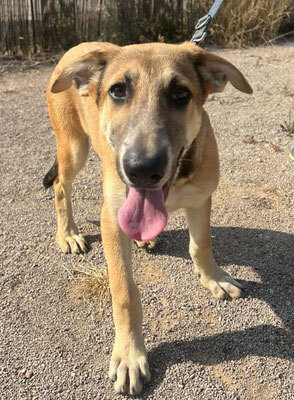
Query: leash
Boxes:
[{"xmin": 190, "ymin": 0, "xmax": 225, "ymax": 45}]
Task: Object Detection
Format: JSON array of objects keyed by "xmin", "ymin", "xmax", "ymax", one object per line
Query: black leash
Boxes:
[{"xmin": 191, "ymin": 0, "xmax": 225, "ymax": 45}]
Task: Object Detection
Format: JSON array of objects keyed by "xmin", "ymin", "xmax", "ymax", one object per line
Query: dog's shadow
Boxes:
[
  {"xmin": 143, "ymin": 324, "xmax": 293, "ymax": 397},
  {"xmin": 86, "ymin": 221, "xmax": 294, "ymax": 394},
  {"xmin": 87, "ymin": 223, "xmax": 293, "ymax": 328},
  {"xmin": 154, "ymin": 226, "xmax": 294, "ymax": 330},
  {"xmin": 139, "ymin": 226, "xmax": 294, "ymax": 397}
]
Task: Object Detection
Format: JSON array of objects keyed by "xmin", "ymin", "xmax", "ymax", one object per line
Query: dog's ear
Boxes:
[
  {"xmin": 51, "ymin": 48, "xmax": 119, "ymax": 95},
  {"xmin": 193, "ymin": 50, "xmax": 253, "ymax": 96}
]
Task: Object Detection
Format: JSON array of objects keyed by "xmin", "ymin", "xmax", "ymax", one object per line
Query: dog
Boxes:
[{"xmin": 43, "ymin": 41, "xmax": 252, "ymax": 395}]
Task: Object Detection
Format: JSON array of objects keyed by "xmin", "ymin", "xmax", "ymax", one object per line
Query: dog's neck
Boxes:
[
  {"xmin": 176, "ymin": 138, "xmax": 198, "ymax": 181},
  {"xmin": 176, "ymin": 114, "xmax": 207, "ymax": 183}
]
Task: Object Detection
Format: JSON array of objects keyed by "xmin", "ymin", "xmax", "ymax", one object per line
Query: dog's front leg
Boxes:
[
  {"xmin": 186, "ymin": 197, "xmax": 243, "ymax": 300},
  {"xmin": 101, "ymin": 204, "xmax": 150, "ymax": 395}
]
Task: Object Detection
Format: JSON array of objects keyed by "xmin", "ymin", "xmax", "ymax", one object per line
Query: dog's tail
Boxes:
[{"xmin": 43, "ymin": 159, "xmax": 58, "ymax": 189}]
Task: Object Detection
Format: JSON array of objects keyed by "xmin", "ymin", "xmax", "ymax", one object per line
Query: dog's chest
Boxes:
[{"xmin": 165, "ymin": 183, "xmax": 209, "ymax": 213}]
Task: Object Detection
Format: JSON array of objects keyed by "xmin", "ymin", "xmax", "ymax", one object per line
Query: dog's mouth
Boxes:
[{"xmin": 117, "ymin": 148, "xmax": 184, "ymax": 242}]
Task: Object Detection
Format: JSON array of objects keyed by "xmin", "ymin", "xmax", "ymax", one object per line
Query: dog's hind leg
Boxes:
[
  {"xmin": 53, "ymin": 130, "xmax": 89, "ymax": 254},
  {"xmin": 186, "ymin": 197, "xmax": 243, "ymax": 300}
]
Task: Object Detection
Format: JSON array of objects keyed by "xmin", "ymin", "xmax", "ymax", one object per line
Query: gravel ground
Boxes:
[{"xmin": 0, "ymin": 43, "xmax": 294, "ymax": 400}]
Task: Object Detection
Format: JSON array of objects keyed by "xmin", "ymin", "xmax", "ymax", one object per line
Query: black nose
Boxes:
[{"xmin": 123, "ymin": 149, "xmax": 168, "ymax": 187}]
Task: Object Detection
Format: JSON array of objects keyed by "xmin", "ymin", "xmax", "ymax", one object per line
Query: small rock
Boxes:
[{"xmin": 25, "ymin": 370, "xmax": 33, "ymax": 379}]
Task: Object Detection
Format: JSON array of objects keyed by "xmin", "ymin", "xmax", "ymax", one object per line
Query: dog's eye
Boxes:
[
  {"xmin": 171, "ymin": 86, "xmax": 191, "ymax": 106},
  {"xmin": 109, "ymin": 83, "xmax": 127, "ymax": 101}
]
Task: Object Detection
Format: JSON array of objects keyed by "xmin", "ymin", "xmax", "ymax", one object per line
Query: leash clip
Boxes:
[
  {"xmin": 191, "ymin": 14, "xmax": 212, "ymax": 45},
  {"xmin": 190, "ymin": 0, "xmax": 225, "ymax": 45}
]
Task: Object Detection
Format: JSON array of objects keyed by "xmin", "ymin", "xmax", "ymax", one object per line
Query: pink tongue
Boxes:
[{"xmin": 118, "ymin": 188, "xmax": 168, "ymax": 241}]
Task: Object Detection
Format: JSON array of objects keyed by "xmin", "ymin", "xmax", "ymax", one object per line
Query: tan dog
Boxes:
[{"xmin": 44, "ymin": 41, "xmax": 252, "ymax": 395}]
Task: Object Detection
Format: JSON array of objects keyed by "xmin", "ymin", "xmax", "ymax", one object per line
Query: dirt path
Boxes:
[{"xmin": 0, "ymin": 44, "xmax": 293, "ymax": 400}]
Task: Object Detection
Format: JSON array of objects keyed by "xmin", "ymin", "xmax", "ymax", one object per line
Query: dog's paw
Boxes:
[
  {"xmin": 56, "ymin": 232, "xmax": 88, "ymax": 254},
  {"xmin": 198, "ymin": 267, "xmax": 243, "ymax": 300},
  {"xmin": 135, "ymin": 239, "xmax": 156, "ymax": 250},
  {"xmin": 109, "ymin": 341, "xmax": 150, "ymax": 395}
]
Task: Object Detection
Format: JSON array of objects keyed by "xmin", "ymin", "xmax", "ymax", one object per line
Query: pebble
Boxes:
[{"xmin": 25, "ymin": 370, "xmax": 33, "ymax": 379}]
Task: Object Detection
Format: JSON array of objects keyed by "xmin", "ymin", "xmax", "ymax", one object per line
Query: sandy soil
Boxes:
[{"xmin": 0, "ymin": 43, "xmax": 293, "ymax": 400}]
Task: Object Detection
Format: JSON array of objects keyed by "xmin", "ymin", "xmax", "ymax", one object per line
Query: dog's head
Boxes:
[{"xmin": 51, "ymin": 42, "xmax": 252, "ymax": 241}]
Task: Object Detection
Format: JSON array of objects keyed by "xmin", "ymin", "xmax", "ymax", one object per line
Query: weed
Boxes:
[
  {"xmin": 243, "ymin": 135, "xmax": 256, "ymax": 144},
  {"xmin": 280, "ymin": 111, "xmax": 294, "ymax": 136},
  {"xmin": 270, "ymin": 142, "xmax": 282, "ymax": 152},
  {"xmin": 251, "ymin": 197, "xmax": 273, "ymax": 209},
  {"xmin": 71, "ymin": 257, "xmax": 110, "ymax": 313}
]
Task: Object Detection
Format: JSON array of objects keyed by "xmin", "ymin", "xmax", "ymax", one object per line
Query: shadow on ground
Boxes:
[
  {"xmin": 86, "ymin": 223, "xmax": 294, "ymax": 329},
  {"xmin": 86, "ymin": 222, "xmax": 294, "ymax": 396},
  {"xmin": 154, "ymin": 226, "xmax": 294, "ymax": 330},
  {"xmin": 142, "ymin": 324, "xmax": 294, "ymax": 398},
  {"xmin": 135, "ymin": 226, "xmax": 294, "ymax": 397}
]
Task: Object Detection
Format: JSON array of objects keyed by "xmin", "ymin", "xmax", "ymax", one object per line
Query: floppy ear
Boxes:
[
  {"xmin": 195, "ymin": 51, "xmax": 253, "ymax": 96},
  {"xmin": 51, "ymin": 49, "xmax": 119, "ymax": 95}
]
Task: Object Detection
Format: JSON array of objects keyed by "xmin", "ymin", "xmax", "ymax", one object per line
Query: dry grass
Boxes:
[
  {"xmin": 211, "ymin": 0, "xmax": 293, "ymax": 47},
  {"xmin": 280, "ymin": 110, "xmax": 294, "ymax": 136},
  {"xmin": 1, "ymin": 0, "xmax": 294, "ymax": 55},
  {"xmin": 102, "ymin": 0, "xmax": 294, "ymax": 48},
  {"xmin": 242, "ymin": 135, "xmax": 257, "ymax": 144},
  {"xmin": 71, "ymin": 258, "xmax": 110, "ymax": 312}
]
